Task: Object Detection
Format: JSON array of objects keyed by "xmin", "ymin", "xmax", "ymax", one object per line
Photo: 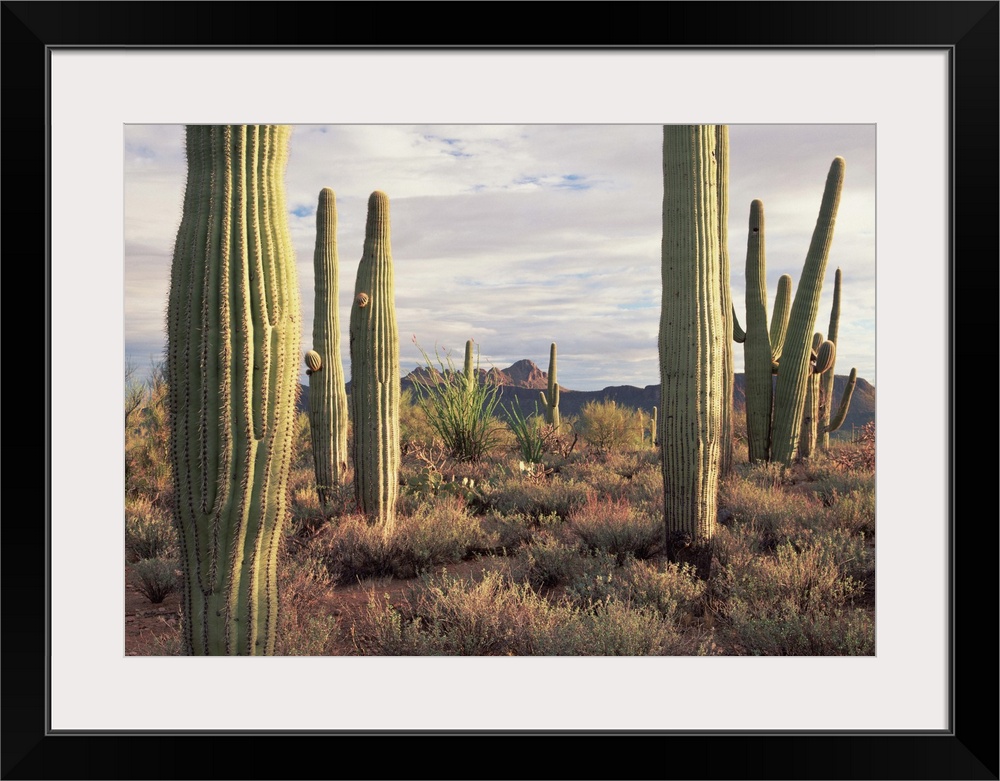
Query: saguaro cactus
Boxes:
[
  {"xmin": 770, "ymin": 157, "xmax": 846, "ymax": 464},
  {"xmin": 349, "ymin": 191, "xmax": 400, "ymax": 531},
  {"xmin": 659, "ymin": 125, "xmax": 726, "ymax": 546},
  {"xmin": 818, "ymin": 267, "xmax": 857, "ymax": 451},
  {"xmin": 166, "ymin": 125, "xmax": 301, "ymax": 655},
  {"xmin": 539, "ymin": 342, "xmax": 561, "ymax": 429},
  {"xmin": 307, "ymin": 188, "xmax": 349, "ymax": 508},
  {"xmin": 734, "ymin": 199, "xmax": 795, "ymax": 463},
  {"xmin": 715, "ymin": 126, "xmax": 736, "ymax": 476}
]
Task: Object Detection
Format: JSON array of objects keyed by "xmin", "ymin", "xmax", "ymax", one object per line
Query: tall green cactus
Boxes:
[
  {"xmin": 715, "ymin": 125, "xmax": 736, "ymax": 476},
  {"xmin": 349, "ymin": 191, "xmax": 400, "ymax": 531},
  {"xmin": 166, "ymin": 125, "xmax": 301, "ymax": 655},
  {"xmin": 307, "ymin": 188, "xmax": 349, "ymax": 508},
  {"xmin": 769, "ymin": 157, "xmax": 846, "ymax": 465},
  {"xmin": 539, "ymin": 342, "xmax": 560, "ymax": 429},
  {"xmin": 659, "ymin": 125, "xmax": 726, "ymax": 545}
]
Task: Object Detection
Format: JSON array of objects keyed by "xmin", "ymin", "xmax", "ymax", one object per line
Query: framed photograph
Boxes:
[{"xmin": 6, "ymin": 2, "xmax": 995, "ymax": 778}]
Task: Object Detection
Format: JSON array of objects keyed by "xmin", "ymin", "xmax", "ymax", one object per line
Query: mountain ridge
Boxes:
[{"xmin": 299, "ymin": 358, "xmax": 875, "ymax": 440}]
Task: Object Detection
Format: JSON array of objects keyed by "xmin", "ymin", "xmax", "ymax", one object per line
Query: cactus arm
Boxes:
[
  {"xmin": 732, "ymin": 305, "xmax": 746, "ymax": 343},
  {"xmin": 308, "ymin": 188, "xmax": 350, "ymax": 508},
  {"xmin": 819, "ymin": 267, "xmax": 843, "ymax": 449},
  {"xmin": 821, "ymin": 367, "xmax": 857, "ymax": 434},
  {"xmin": 769, "ymin": 274, "xmax": 792, "ymax": 363},
  {"xmin": 349, "ymin": 191, "xmax": 400, "ymax": 531},
  {"xmin": 770, "ymin": 157, "xmax": 846, "ymax": 464},
  {"xmin": 167, "ymin": 125, "xmax": 300, "ymax": 655},
  {"xmin": 797, "ymin": 332, "xmax": 825, "ymax": 460}
]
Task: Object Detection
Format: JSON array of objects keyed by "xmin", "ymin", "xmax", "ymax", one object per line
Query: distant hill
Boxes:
[{"xmin": 298, "ymin": 358, "xmax": 875, "ymax": 441}]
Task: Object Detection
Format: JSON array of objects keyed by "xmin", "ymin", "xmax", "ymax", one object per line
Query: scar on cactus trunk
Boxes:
[
  {"xmin": 166, "ymin": 125, "xmax": 301, "ymax": 655},
  {"xmin": 659, "ymin": 125, "xmax": 727, "ymax": 551},
  {"xmin": 307, "ymin": 187, "xmax": 349, "ymax": 509},
  {"xmin": 349, "ymin": 191, "xmax": 400, "ymax": 532}
]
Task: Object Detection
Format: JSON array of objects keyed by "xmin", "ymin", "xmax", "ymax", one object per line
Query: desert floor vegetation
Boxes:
[{"xmin": 125, "ymin": 378, "xmax": 875, "ymax": 657}]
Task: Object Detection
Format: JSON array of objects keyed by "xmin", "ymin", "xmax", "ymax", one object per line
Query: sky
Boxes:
[{"xmin": 124, "ymin": 124, "xmax": 876, "ymax": 392}]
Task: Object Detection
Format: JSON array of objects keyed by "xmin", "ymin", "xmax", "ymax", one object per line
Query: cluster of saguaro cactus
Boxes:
[
  {"xmin": 659, "ymin": 125, "xmax": 728, "ymax": 546},
  {"xmin": 349, "ymin": 191, "xmax": 401, "ymax": 532},
  {"xmin": 306, "ymin": 188, "xmax": 350, "ymax": 508},
  {"xmin": 166, "ymin": 125, "xmax": 301, "ymax": 655},
  {"xmin": 734, "ymin": 158, "xmax": 855, "ymax": 465},
  {"xmin": 539, "ymin": 342, "xmax": 560, "ymax": 429}
]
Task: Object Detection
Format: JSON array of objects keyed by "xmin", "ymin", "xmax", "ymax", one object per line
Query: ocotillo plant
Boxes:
[
  {"xmin": 539, "ymin": 342, "xmax": 560, "ymax": 429},
  {"xmin": 166, "ymin": 125, "xmax": 301, "ymax": 655},
  {"xmin": 307, "ymin": 187, "xmax": 349, "ymax": 508},
  {"xmin": 770, "ymin": 157, "xmax": 846, "ymax": 464},
  {"xmin": 349, "ymin": 191, "xmax": 400, "ymax": 532},
  {"xmin": 659, "ymin": 125, "xmax": 726, "ymax": 547}
]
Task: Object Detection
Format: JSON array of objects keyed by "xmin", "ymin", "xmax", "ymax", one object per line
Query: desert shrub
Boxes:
[
  {"xmin": 718, "ymin": 473, "xmax": 808, "ymax": 549},
  {"xmin": 411, "ymin": 342, "xmax": 506, "ymax": 462},
  {"xmin": 568, "ymin": 494, "xmax": 664, "ymax": 563},
  {"xmin": 612, "ymin": 560, "xmax": 706, "ymax": 625},
  {"xmin": 725, "ymin": 601, "xmax": 875, "ymax": 656},
  {"xmin": 130, "ymin": 558, "xmax": 180, "ymax": 604},
  {"xmin": 568, "ymin": 601, "xmax": 675, "ymax": 656},
  {"xmin": 577, "ymin": 400, "xmax": 644, "ymax": 453},
  {"xmin": 124, "ymin": 363, "xmax": 172, "ymax": 503},
  {"xmin": 276, "ymin": 552, "xmax": 342, "ymax": 655},
  {"xmin": 399, "ymin": 388, "xmax": 438, "ymax": 450},
  {"xmin": 124, "ymin": 496, "xmax": 177, "ymax": 562},
  {"xmin": 827, "ymin": 421, "xmax": 875, "ymax": 471},
  {"xmin": 319, "ymin": 496, "xmax": 496, "ymax": 583},
  {"xmin": 478, "ymin": 469, "xmax": 591, "ymax": 521},
  {"xmin": 522, "ymin": 534, "xmax": 584, "ymax": 588},
  {"xmin": 710, "ymin": 535, "xmax": 872, "ymax": 655}
]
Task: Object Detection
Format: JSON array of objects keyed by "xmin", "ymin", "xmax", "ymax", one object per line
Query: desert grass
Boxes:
[{"xmin": 126, "ymin": 384, "xmax": 875, "ymax": 656}]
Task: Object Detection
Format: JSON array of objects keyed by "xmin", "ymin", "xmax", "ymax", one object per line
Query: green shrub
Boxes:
[
  {"xmin": 568, "ymin": 494, "xmax": 664, "ymax": 563},
  {"xmin": 124, "ymin": 496, "xmax": 177, "ymax": 562},
  {"xmin": 577, "ymin": 400, "xmax": 644, "ymax": 453},
  {"xmin": 319, "ymin": 496, "xmax": 497, "ymax": 582},
  {"xmin": 130, "ymin": 558, "xmax": 180, "ymax": 604}
]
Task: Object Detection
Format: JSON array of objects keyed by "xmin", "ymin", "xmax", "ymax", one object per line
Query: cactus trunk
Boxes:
[
  {"xmin": 307, "ymin": 188, "xmax": 350, "ymax": 508},
  {"xmin": 540, "ymin": 342, "xmax": 560, "ymax": 429},
  {"xmin": 166, "ymin": 125, "xmax": 301, "ymax": 655},
  {"xmin": 715, "ymin": 126, "xmax": 735, "ymax": 476},
  {"xmin": 659, "ymin": 125, "xmax": 726, "ymax": 545},
  {"xmin": 741, "ymin": 199, "xmax": 776, "ymax": 463},
  {"xmin": 770, "ymin": 157, "xmax": 846, "ymax": 464},
  {"xmin": 349, "ymin": 191, "xmax": 400, "ymax": 531}
]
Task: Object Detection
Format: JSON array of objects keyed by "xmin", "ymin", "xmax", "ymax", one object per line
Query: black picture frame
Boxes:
[{"xmin": 4, "ymin": 2, "xmax": 996, "ymax": 779}]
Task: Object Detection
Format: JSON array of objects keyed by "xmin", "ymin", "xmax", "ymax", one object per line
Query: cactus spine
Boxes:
[
  {"xmin": 659, "ymin": 125, "xmax": 726, "ymax": 545},
  {"xmin": 307, "ymin": 188, "xmax": 350, "ymax": 508},
  {"xmin": 539, "ymin": 342, "xmax": 560, "ymax": 429},
  {"xmin": 166, "ymin": 125, "xmax": 301, "ymax": 655},
  {"xmin": 349, "ymin": 191, "xmax": 400, "ymax": 531}
]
